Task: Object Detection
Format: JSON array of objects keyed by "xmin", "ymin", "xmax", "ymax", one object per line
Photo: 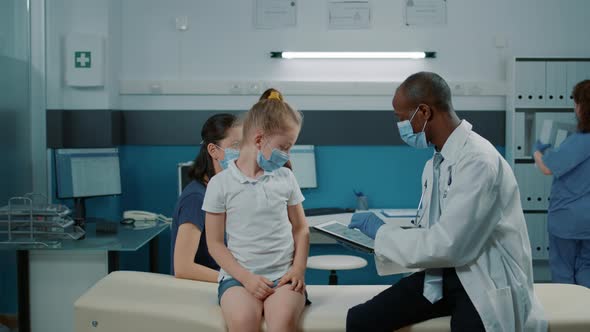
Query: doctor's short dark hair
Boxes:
[
  {"xmin": 573, "ymin": 80, "xmax": 590, "ymax": 133},
  {"xmin": 189, "ymin": 113, "xmax": 240, "ymax": 186},
  {"xmin": 399, "ymin": 72, "xmax": 453, "ymax": 112}
]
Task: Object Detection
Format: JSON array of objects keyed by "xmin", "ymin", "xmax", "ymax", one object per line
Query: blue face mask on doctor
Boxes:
[
  {"xmin": 397, "ymin": 106, "xmax": 430, "ymax": 149},
  {"xmin": 257, "ymin": 143, "xmax": 289, "ymax": 172}
]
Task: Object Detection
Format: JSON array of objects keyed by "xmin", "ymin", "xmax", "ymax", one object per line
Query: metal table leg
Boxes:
[{"xmin": 17, "ymin": 250, "xmax": 30, "ymax": 332}]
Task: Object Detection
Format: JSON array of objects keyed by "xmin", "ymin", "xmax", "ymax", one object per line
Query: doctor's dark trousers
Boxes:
[{"xmin": 346, "ymin": 268, "xmax": 485, "ymax": 332}]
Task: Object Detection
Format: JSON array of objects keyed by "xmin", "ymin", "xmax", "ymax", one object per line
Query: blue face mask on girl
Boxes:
[
  {"xmin": 218, "ymin": 147, "xmax": 240, "ymax": 170},
  {"xmin": 397, "ymin": 106, "xmax": 430, "ymax": 149},
  {"xmin": 257, "ymin": 147, "xmax": 289, "ymax": 172}
]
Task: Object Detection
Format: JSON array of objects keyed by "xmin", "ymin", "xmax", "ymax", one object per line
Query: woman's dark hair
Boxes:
[
  {"xmin": 189, "ymin": 113, "xmax": 239, "ymax": 185},
  {"xmin": 573, "ymin": 80, "xmax": 590, "ymax": 133}
]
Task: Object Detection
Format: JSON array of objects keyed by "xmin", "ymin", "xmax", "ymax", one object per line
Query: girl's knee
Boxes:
[
  {"xmin": 227, "ymin": 309, "xmax": 261, "ymax": 330},
  {"xmin": 266, "ymin": 314, "xmax": 299, "ymax": 331},
  {"xmin": 265, "ymin": 305, "xmax": 303, "ymax": 331}
]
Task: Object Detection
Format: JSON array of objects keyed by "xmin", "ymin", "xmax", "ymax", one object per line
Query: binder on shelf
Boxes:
[
  {"xmin": 527, "ymin": 165, "xmax": 544, "ymax": 210},
  {"xmin": 525, "ymin": 214, "xmax": 546, "ymax": 260},
  {"xmin": 566, "ymin": 61, "xmax": 590, "ymax": 102},
  {"xmin": 530, "ymin": 62, "xmax": 547, "ymax": 108},
  {"xmin": 516, "ymin": 61, "xmax": 543, "ymax": 108},
  {"xmin": 514, "ymin": 164, "xmax": 533, "ymax": 210},
  {"xmin": 515, "ymin": 61, "xmax": 531, "ymax": 107},
  {"xmin": 545, "ymin": 61, "xmax": 568, "ymax": 108},
  {"xmin": 514, "ymin": 112, "xmax": 526, "ymax": 158},
  {"xmin": 539, "ymin": 214, "xmax": 549, "ymax": 260},
  {"xmin": 533, "ymin": 169, "xmax": 548, "ymax": 210},
  {"xmin": 543, "ymin": 174, "xmax": 553, "ymax": 211},
  {"xmin": 566, "ymin": 62, "xmax": 578, "ymax": 102}
]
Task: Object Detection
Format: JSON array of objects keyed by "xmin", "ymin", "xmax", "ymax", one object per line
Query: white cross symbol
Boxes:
[{"xmin": 76, "ymin": 53, "xmax": 90, "ymax": 67}]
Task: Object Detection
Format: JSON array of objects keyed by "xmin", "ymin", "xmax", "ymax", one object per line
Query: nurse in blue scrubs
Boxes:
[
  {"xmin": 534, "ymin": 80, "xmax": 590, "ymax": 287},
  {"xmin": 171, "ymin": 114, "xmax": 242, "ymax": 282}
]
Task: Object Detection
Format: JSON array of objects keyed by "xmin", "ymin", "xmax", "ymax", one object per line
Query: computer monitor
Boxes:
[
  {"xmin": 289, "ymin": 145, "xmax": 317, "ymax": 189},
  {"xmin": 55, "ymin": 148, "xmax": 122, "ymax": 224},
  {"xmin": 177, "ymin": 145, "xmax": 317, "ymax": 195},
  {"xmin": 178, "ymin": 161, "xmax": 194, "ymax": 196}
]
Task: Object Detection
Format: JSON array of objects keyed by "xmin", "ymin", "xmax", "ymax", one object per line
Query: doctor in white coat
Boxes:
[{"xmin": 347, "ymin": 72, "xmax": 547, "ymax": 332}]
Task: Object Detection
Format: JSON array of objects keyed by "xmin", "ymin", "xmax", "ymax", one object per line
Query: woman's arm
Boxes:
[
  {"xmin": 173, "ymin": 223, "xmax": 218, "ymax": 282},
  {"xmin": 534, "ymin": 151, "xmax": 553, "ymax": 175}
]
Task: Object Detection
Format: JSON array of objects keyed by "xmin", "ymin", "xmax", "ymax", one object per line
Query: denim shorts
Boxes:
[{"xmin": 217, "ymin": 277, "xmax": 310, "ymax": 305}]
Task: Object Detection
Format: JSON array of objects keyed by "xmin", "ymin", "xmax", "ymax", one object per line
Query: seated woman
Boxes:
[{"xmin": 171, "ymin": 113, "xmax": 242, "ymax": 281}]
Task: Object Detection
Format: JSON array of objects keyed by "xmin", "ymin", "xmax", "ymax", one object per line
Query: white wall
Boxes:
[
  {"xmin": 46, "ymin": 0, "xmax": 121, "ymax": 110},
  {"xmin": 46, "ymin": 0, "xmax": 590, "ymax": 110}
]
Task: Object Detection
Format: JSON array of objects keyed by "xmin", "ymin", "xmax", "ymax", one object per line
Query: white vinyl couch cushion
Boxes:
[{"xmin": 75, "ymin": 271, "xmax": 590, "ymax": 332}]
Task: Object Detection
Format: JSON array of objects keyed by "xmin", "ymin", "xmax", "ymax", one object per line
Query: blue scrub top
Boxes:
[
  {"xmin": 543, "ymin": 132, "xmax": 590, "ymax": 239},
  {"xmin": 170, "ymin": 180, "xmax": 219, "ymax": 275}
]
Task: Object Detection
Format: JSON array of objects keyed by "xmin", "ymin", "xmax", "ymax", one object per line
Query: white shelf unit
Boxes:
[{"xmin": 507, "ymin": 57, "xmax": 590, "ymax": 280}]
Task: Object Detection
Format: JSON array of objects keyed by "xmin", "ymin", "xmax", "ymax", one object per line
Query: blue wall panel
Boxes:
[{"xmin": 0, "ymin": 144, "xmax": 506, "ymax": 310}]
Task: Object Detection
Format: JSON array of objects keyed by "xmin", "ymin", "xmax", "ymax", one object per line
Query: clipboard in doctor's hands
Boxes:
[{"xmin": 313, "ymin": 220, "xmax": 375, "ymax": 253}]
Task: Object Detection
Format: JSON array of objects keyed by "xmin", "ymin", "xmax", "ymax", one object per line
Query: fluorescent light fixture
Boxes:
[{"xmin": 270, "ymin": 51, "xmax": 436, "ymax": 59}]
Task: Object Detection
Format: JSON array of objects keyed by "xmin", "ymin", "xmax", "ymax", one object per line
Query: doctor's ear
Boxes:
[{"xmin": 418, "ymin": 104, "xmax": 433, "ymax": 121}]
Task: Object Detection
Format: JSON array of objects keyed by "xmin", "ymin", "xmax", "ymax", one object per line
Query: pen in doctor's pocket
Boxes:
[{"xmin": 444, "ymin": 166, "xmax": 453, "ymax": 199}]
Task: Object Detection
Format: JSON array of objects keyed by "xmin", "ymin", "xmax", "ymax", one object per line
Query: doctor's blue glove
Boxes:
[
  {"xmin": 348, "ymin": 212, "xmax": 385, "ymax": 240},
  {"xmin": 533, "ymin": 140, "xmax": 552, "ymax": 154}
]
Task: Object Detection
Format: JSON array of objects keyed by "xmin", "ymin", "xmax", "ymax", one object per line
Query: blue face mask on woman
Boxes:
[
  {"xmin": 257, "ymin": 147, "xmax": 289, "ymax": 172},
  {"xmin": 218, "ymin": 147, "xmax": 240, "ymax": 170},
  {"xmin": 397, "ymin": 106, "xmax": 430, "ymax": 149}
]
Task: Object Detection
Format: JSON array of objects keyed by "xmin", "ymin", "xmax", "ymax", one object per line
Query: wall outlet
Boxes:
[
  {"xmin": 248, "ymin": 83, "xmax": 260, "ymax": 94},
  {"xmin": 229, "ymin": 83, "xmax": 242, "ymax": 94},
  {"xmin": 149, "ymin": 82, "xmax": 162, "ymax": 94},
  {"xmin": 175, "ymin": 16, "xmax": 189, "ymax": 31},
  {"xmin": 494, "ymin": 35, "xmax": 507, "ymax": 48}
]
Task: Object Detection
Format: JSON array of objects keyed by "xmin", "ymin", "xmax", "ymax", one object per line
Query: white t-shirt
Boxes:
[{"xmin": 202, "ymin": 160, "xmax": 305, "ymax": 282}]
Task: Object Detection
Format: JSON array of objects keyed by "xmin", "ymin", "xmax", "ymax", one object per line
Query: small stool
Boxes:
[{"xmin": 307, "ymin": 255, "xmax": 368, "ymax": 285}]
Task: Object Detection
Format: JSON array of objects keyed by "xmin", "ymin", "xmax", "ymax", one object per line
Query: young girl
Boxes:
[
  {"xmin": 171, "ymin": 113, "xmax": 242, "ymax": 282},
  {"xmin": 204, "ymin": 89, "xmax": 309, "ymax": 332}
]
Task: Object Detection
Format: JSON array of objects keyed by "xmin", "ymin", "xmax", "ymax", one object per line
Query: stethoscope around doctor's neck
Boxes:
[{"xmin": 411, "ymin": 164, "xmax": 453, "ymax": 228}]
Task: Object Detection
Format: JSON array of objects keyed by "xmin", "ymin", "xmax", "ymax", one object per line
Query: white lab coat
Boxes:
[{"xmin": 374, "ymin": 121, "xmax": 547, "ymax": 332}]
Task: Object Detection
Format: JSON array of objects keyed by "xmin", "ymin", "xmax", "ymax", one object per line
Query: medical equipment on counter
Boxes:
[{"xmin": 0, "ymin": 193, "xmax": 85, "ymax": 247}]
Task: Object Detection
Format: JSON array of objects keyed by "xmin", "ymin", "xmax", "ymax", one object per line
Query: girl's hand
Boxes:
[
  {"xmin": 277, "ymin": 267, "xmax": 306, "ymax": 294},
  {"xmin": 243, "ymin": 273, "xmax": 275, "ymax": 300}
]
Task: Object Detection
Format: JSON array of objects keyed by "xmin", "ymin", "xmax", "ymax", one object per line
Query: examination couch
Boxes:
[{"xmin": 75, "ymin": 271, "xmax": 590, "ymax": 332}]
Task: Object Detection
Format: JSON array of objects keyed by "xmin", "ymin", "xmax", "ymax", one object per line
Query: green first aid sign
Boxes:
[{"xmin": 74, "ymin": 51, "xmax": 91, "ymax": 68}]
